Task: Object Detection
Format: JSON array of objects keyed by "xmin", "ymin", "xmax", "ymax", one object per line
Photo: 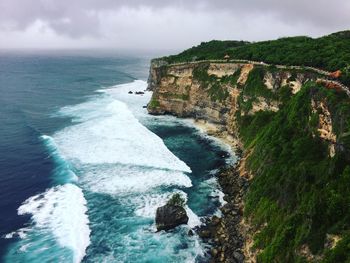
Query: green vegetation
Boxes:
[
  {"xmin": 323, "ymin": 233, "xmax": 350, "ymax": 262},
  {"xmin": 236, "ymin": 67, "xmax": 288, "ymax": 114},
  {"xmin": 243, "ymin": 67, "xmax": 274, "ymax": 99},
  {"xmin": 167, "ymin": 193, "xmax": 186, "ymax": 207},
  {"xmin": 192, "ymin": 63, "xmax": 213, "ymax": 82},
  {"xmin": 207, "ymin": 82, "xmax": 229, "ymax": 102},
  {"xmin": 192, "ymin": 63, "xmax": 242, "ymax": 102},
  {"xmin": 222, "ymin": 68, "xmax": 242, "ymax": 85},
  {"xmin": 158, "ymin": 30, "xmax": 350, "ymax": 85},
  {"xmin": 163, "ymin": 40, "xmax": 247, "ymax": 63},
  {"xmin": 148, "ymin": 97, "xmax": 160, "ymax": 108},
  {"xmin": 230, "ymin": 33, "xmax": 350, "ymax": 71},
  {"xmin": 237, "ymin": 82, "xmax": 350, "ymax": 262}
]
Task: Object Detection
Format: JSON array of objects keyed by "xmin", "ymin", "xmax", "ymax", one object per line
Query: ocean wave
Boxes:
[
  {"xmin": 40, "ymin": 135, "xmax": 78, "ymax": 183},
  {"xmin": 17, "ymin": 184, "xmax": 90, "ymax": 263},
  {"xmin": 5, "ymin": 184, "xmax": 90, "ymax": 263},
  {"xmin": 53, "ymin": 98, "xmax": 191, "ymax": 173},
  {"xmin": 80, "ymin": 164, "xmax": 192, "ymax": 195}
]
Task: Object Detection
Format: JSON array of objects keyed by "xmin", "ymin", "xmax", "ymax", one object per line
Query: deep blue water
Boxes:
[{"xmin": 0, "ymin": 50, "xmax": 232, "ymax": 262}]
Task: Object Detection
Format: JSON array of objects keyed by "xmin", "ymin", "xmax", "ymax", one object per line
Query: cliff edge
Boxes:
[{"xmin": 147, "ymin": 58, "xmax": 350, "ymax": 262}]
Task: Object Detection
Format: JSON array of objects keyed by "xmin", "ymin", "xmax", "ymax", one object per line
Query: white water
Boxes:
[
  {"xmin": 80, "ymin": 164, "xmax": 192, "ymax": 195},
  {"xmin": 55, "ymin": 87, "xmax": 191, "ymax": 173},
  {"xmin": 7, "ymin": 80, "xmax": 212, "ymax": 262},
  {"xmin": 17, "ymin": 184, "xmax": 90, "ymax": 263}
]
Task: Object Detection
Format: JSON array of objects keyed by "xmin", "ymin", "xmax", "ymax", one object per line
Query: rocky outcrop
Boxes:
[
  {"xmin": 148, "ymin": 62, "xmax": 233, "ymax": 125},
  {"xmin": 155, "ymin": 204, "xmax": 189, "ymax": 231},
  {"xmin": 147, "ymin": 61, "xmax": 317, "ymax": 139},
  {"xmin": 207, "ymin": 63, "xmax": 241, "ymax": 78},
  {"xmin": 311, "ymin": 98, "xmax": 337, "ymax": 157}
]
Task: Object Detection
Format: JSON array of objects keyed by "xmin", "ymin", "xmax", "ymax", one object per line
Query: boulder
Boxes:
[
  {"xmin": 233, "ymin": 251, "xmax": 244, "ymax": 263},
  {"xmin": 155, "ymin": 204, "xmax": 189, "ymax": 231}
]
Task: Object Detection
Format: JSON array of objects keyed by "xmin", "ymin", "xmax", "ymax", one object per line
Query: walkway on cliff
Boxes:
[{"xmin": 154, "ymin": 59, "xmax": 350, "ymax": 98}]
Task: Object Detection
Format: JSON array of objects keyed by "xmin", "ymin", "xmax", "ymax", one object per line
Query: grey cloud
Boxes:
[
  {"xmin": 1, "ymin": 0, "xmax": 349, "ymax": 32},
  {"xmin": 0, "ymin": 0, "xmax": 348, "ymax": 48}
]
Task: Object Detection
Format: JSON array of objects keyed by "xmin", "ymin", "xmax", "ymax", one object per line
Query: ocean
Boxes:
[{"xmin": 0, "ymin": 50, "xmax": 234, "ymax": 262}]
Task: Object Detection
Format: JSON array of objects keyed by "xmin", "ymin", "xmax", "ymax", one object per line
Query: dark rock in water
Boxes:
[
  {"xmin": 155, "ymin": 204, "xmax": 188, "ymax": 231},
  {"xmin": 128, "ymin": 91, "xmax": 133, "ymax": 94},
  {"xmin": 211, "ymin": 215, "xmax": 221, "ymax": 226},
  {"xmin": 142, "ymin": 105, "xmax": 147, "ymax": 108},
  {"xmin": 135, "ymin": 91, "xmax": 145, "ymax": 95},
  {"xmin": 198, "ymin": 229, "xmax": 211, "ymax": 239},
  {"xmin": 188, "ymin": 229, "xmax": 194, "ymax": 236},
  {"xmin": 211, "ymin": 248, "xmax": 218, "ymax": 257}
]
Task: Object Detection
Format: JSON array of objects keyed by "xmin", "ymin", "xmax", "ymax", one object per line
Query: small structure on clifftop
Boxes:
[
  {"xmin": 329, "ymin": 70, "xmax": 342, "ymax": 79},
  {"xmin": 224, "ymin": 54, "xmax": 230, "ymax": 61},
  {"xmin": 155, "ymin": 193, "xmax": 188, "ymax": 231}
]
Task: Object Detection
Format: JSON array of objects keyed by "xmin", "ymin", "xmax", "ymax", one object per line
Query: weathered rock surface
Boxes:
[
  {"xmin": 155, "ymin": 204, "xmax": 189, "ymax": 231},
  {"xmin": 147, "ymin": 61, "xmax": 317, "ymax": 135}
]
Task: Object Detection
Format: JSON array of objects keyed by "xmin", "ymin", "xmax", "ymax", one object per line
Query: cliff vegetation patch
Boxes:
[{"xmin": 239, "ymin": 83, "xmax": 350, "ymax": 262}]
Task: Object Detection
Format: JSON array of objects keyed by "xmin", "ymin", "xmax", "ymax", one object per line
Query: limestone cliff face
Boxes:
[
  {"xmin": 148, "ymin": 62, "xmax": 237, "ymax": 126},
  {"xmin": 311, "ymin": 98, "xmax": 337, "ymax": 157},
  {"xmin": 147, "ymin": 61, "xmax": 317, "ymax": 139},
  {"xmin": 147, "ymin": 60, "xmax": 350, "ymax": 262}
]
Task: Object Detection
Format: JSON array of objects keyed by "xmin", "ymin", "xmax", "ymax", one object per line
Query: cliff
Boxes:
[
  {"xmin": 148, "ymin": 61, "xmax": 318, "ymax": 147},
  {"xmin": 147, "ymin": 59, "xmax": 350, "ymax": 262}
]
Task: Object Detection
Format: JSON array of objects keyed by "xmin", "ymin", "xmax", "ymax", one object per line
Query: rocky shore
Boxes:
[{"xmin": 197, "ymin": 153, "xmax": 249, "ymax": 263}]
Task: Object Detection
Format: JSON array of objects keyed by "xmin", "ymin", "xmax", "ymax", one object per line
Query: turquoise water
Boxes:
[{"xmin": 0, "ymin": 51, "xmax": 233, "ymax": 262}]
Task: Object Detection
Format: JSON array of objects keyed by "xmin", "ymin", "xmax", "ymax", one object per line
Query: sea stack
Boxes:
[{"xmin": 155, "ymin": 204, "xmax": 189, "ymax": 231}]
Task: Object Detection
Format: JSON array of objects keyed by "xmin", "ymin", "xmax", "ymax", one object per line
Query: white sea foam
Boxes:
[
  {"xmin": 205, "ymin": 177, "xmax": 227, "ymax": 206},
  {"xmin": 4, "ymin": 228, "xmax": 30, "ymax": 239},
  {"xmin": 18, "ymin": 184, "xmax": 90, "ymax": 263},
  {"xmin": 54, "ymin": 97, "xmax": 191, "ymax": 173},
  {"xmin": 134, "ymin": 193, "xmax": 172, "ymax": 218},
  {"xmin": 81, "ymin": 164, "xmax": 192, "ymax": 195},
  {"xmin": 185, "ymin": 207, "xmax": 202, "ymax": 228},
  {"xmin": 100, "ymin": 80, "xmax": 151, "ymax": 114}
]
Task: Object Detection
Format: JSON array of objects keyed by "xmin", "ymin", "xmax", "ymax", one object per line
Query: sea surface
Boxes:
[{"xmin": 0, "ymin": 50, "xmax": 234, "ymax": 262}]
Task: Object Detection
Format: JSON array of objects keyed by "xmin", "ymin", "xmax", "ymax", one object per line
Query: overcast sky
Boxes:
[{"xmin": 0, "ymin": 0, "xmax": 349, "ymax": 51}]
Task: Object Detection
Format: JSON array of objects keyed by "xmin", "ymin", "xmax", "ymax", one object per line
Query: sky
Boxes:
[{"xmin": 0, "ymin": 0, "xmax": 349, "ymax": 51}]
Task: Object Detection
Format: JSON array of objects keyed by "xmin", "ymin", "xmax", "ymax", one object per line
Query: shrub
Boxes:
[
  {"xmin": 149, "ymin": 97, "xmax": 160, "ymax": 108},
  {"xmin": 167, "ymin": 193, "xmax": 186, "ymax": 207}
]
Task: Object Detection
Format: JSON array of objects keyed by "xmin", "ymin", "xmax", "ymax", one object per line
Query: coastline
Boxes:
[
  {"xmin": 188, "ymin": 119, "xmax": 243, "ymax": 152},
  {"xmin": 189, "ymin": 119, "xmax": 250, "ymax": 263}
]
